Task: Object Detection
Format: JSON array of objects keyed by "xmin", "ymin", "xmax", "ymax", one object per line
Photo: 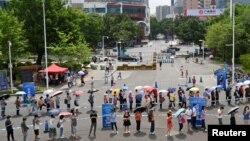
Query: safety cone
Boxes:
[
  {"xmin": 200, "ymin": 76, "xmax": 203, "ymax": 83},
  {"xmin": 44, "ymin": 120, "xmax": 49, "ymax": 133},
  {"xmin": 188, "ymin": 77, "xmax": 191, "ymax": 83}
]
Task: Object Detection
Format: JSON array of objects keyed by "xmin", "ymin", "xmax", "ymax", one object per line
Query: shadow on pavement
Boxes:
[
  {"xmin": 175, "ymin": 133, "xmax": 187, "ymax": 139},
  {"xmin": 133, "ymin": 131, "xmax": 147, "ymax": 137},
  {"xmin": 158, "ymin": 109, "xmax": 168, "ymax": 112},
  {"xmin": 109, "ymin": 133, "xmax": 118, "ymax": 138},
  {"xmin": 47, "ymin": 136, "xmax": 82, "ymax": 141},
  {"xmin": 88, "ymin": 136, "xmax": 96, "ymax": 141},
  {"xmin": 148, "ymin": 134, "xmax": 157, "ymax": 140},
  {"xmin": 167, "ymin": 136, "xmax": 174, "ymax": 141},
  {"xmin": 123, "ymin": 133, "xmax": 131, "ymax": 137}
]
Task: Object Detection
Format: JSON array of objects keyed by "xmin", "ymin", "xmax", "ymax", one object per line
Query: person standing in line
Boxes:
[
  {"xmin": 185, "ymin": 70, "xmax": 188, "ymax": 78},
  {"xmin": 21, "ymin": 117, "xmax": 29, "ymax": 141},
  {"xmin": 88, "ymin": 94, "xmax": 94, "ymax": 111},
  {"xmin": 148, "ymin": 109, "xmax": 155, "ymax": 134},
  {"xmin": 230, "ymin": 111, "xmax": 236, "ymax": 125},
  {"xmin": 165, "ymin": 110, "xmax": 173, "ymax": 137},
  {"xmin": 200, "ymin": 106, "xmax": 207, "ymax": 131},
  {"xmin": 119, "ymin": 91, "xmax": 123, "ymax": 111},
  {"xmin": 15, "ymin": 96, "xmax": 21, "ymax": 116},
  {"xmin": 110, "ymin": 108, "xmax": 118, "ymax": 134},
  {"xmin": 44, "ymin": 94, "xmax": 50, "ymax": 112},
  {"xmin": 55, "ymin": 96, "xmax": 60, "ymax": 109},
  {"xmin": 178, "ymin": 112, "xmax": 185, "ymax": 134},
  {"xmin": 111, "ymin": 74, "xmax": 115, "ymax": 87},
  {"xmin": 217, "ymin": 106, "xmax": 224, "ymax": 125},
  {"xmin": 89, "ymin": 110, "xmax": 97, "ymax": 137},
  {"xmin": 70, "ymin": 109, "xmax": 78, "ymax": 139},
  {"xmin": 185, "ymin": 106, "xmax": 192, "ymax": 131},
  {"xmin": 226, "ymin": 85, "xmax": 232, "ymax": 105},
  {"xmin": 191, "ymin": 105, "xmax": 197, "ymax": 129},
  {"xmin": 123, "ymin": 110, "xmax": 131, "ymax": 134},
  {"xmin": 117, "ymin": 71, "xmax": 122, "ymax": 79},
  {"xmin": 1, "ymin": 97, "xmax": 7, "ymax": 118},
  {"xmin": 33, "ymin": 114, "xmax": 40, "ymax": 140},
  {"xmin": 5, "ymin": 115, "xmax": 16, "ymax": 141},
  {"xmin": 59, "ymin": 115, "xmax": 66, "ymax": 138},
  {"xmin": 135, "ymin": 90, "xmax": 142, "ymax": 107},
  {"xmin": 215, "ymin": 88, "xmax": 220, "ymax": 105},
  {"xmin": 159, "ymin": 60, "xmax": 162, "ymax": 70},
  {"xmin": 113, "ymin": 94, "xmax": 118, "ymax": 109},
  {"xmin": 38, "ymin": 96, "xmax": 44, "ymax": 111},
  {"xmin": 243, "ymin": 106, "xmax": 250, "ymax": 125},
  {"xmin": 128, "ymin": 91, "xmax": 133, "ymax": 111},
  {"xmin": 49, "ymin": 115, "xmax": 57, "ymax": 140},
  {"xmin": 90, "ymin": 76, "xmax": 94, "ymax": 90},
  {"xmin": 192, "ymin": 76, "xmax": 196, "ymax": 86},
  {"xmin": 66, "ymin": 93, "xmax": 71, "ymax": 111},
  {"xmin": 67, "ymin": 74, "xmax": 72, "ymax": 88},
  {"xmin": 159, "ymin": 92, "xmax": 165, "ymax": 110},
  {"xmin": 135, "ymin": 111, "xmax": 142, "ymax": 132},
  {"xmin": 182, "ymin": 95, "xmax": 187, "ymax": 108}
]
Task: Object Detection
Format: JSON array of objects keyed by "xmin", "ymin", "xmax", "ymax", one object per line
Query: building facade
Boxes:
[{"xmin": 156, "ymin": 5, "xmax": 170, "ymax": 21}]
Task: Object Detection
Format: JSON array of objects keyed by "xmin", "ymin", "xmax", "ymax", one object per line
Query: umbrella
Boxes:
[
  {"xmin": 88, "ymin": 89, "xmax": 99, "ymax": 94},
  {"xmin": 168, "ymin": 87, "xmax": 176, "ymax": 92},
  {"xmin": 121, "ymin": 85, "xmax": 129, "ymax": 90},
  {"xmin": 112, "ymin": 89, "xmax": 120, "ymax": 95},
  {"xmin": 189, "ymin": 87, "xmax": 199, "ymax": 92},
  {"xmin": 236, "ymin": 82, "xmax": 244, "ymax": 87},
  {"xmin": 244, "ymin": 80, "xmax": 250, "ymax": 85},
  {"xmin": 143, "ymin": 86, "xmax": 155, "ymax": 92},
  {"xmin": 228, "ymin": 106, "xmax": 239, "ymax": 114},
  {"xmin": 0, "ymin": 94, "xmax": 10, "ymax": 100},
  {"xmin": 73, "ymin": 90, "xmax": 83, "ymax": 96},
  {"xmin": 174, "ymin": 108, "xmax": 185, "ymax": 118},
  {"xmin": 51, "ymin": 91, "xmax": 63, "ymax": 97},
  {"xmin": 134, "ymin": 86, "xmax": 143, "ymax": 90},
  {"xmin": 78, "ymin": 70, "xmax": 85, "ymax": 76},
  {"xmin": 133, "ymin": 106, "xmax": 147, "ymax": 113},
  {"xmin": 43, "ymin": 89, "xmax": 54, "ymax": 95},
  {"xmin": 48, "ymin": 108, "xmax": 61, "ymax": 116},
  {"xmin": 59, "ymin": 111, "xmax": 72, "ymax": 116},
  {"xmin": 186, "ymin": 86, "xmax": 195, "ymax": 91},
  {"xmin": 158, "ymin": 90, "xmax": 168, "ymax": 94},
  {"xmin": 15, "ymin": 91, "xmax": 26, "ymax": 95}
]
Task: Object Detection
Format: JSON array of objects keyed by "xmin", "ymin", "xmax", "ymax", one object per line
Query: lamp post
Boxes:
[
  {"xmin": 230, "ymin": 0, "xmax": 235, "ymax": 84},
  {"xmin": 199, "ymin": 39, "xmax": 205, "ymax": 61},
  {"xmin": 102, "ymin": 36, "xmax": 109, "ymax": 58},
  {"xmin": 42, "ymin": 0, "xmax": 49, "ymax": 89},
  {"xmin": 8, "ymin": 41, "xmax": 13, "ymax": 94}
]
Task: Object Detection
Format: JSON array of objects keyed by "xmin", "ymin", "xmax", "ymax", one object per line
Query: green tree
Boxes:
[
  {"xmin": 150, "ymin": 17, "xmax": 161, "ymax": 39},
  {"xmin": 0, "ymin": 9, "xmax": 27, "ymax": 61},
  {"xmin": 239, "ymin": 54, "xmax": 250, "ymax": 71}
]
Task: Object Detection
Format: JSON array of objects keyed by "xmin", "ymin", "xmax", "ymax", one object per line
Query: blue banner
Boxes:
[
  {"xmin": 102, "ymin": 103, "xmax": 113, "ymax": 128},
  {"xmin": 22, "ymin": 82, "xmax": 35, "ymax": 104},
  {"xmin": 0, "ymin": 70, "xmax": 8, "ymax": 90},
  {"xmin": 216, "ymin": 70, "xmax": 226, "ymax": 90},
  {"xmin": 189, "ymin": 97, "xmax": 205, "ymax": 126}
]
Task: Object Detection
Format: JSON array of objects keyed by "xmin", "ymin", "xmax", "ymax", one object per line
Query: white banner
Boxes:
[{"xmin": 186, "ymin": 9, "xmax": 225, "ymax": 17}]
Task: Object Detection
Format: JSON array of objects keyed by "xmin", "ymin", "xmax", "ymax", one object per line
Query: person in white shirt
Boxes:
[
  {"xmin": 185, "ymin": 106, "xmax": 193, "ymax": 131},
  {"xmin": 191, "ymin": 105, "xmax": 197, "ymax": 129},
  {"xmin": 49, "ymin": 115, "xmax": 57, "ymax": 140},
  {"xmin": 217, "ymin": 106, "xmax": 224, "ymax": 125},
  {"xmin": 59, "ymin": 115, "xmax": 66, "ymax": 138}
]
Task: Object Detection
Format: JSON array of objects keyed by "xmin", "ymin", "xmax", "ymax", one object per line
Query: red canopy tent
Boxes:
[{"xmin": 39, "ymin": 64, "xmax": 68, "ymax": 73}]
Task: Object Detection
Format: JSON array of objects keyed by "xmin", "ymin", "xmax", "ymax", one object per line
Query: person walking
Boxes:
[
  {"xmin": 66, "ymin": 93, "xmax": 72, "ymax": 111},
  {"xmin": 200, "ymin": 106, "xmax": 207, "ymax": 131},
  {"xmin": 128, "ymin": 91, "xmax": 133, "ymax": 111},
  {"xmin": 148, "ymin": 109, "xmax": 155, "ymax": 134},
  {"xmin": 185, "ymin": 106, "xmax": 192, "ymax": 131},
  {"xmin": 33, "ymin": 114, "xmax": 40, "ymax": 140},
  {"xmin": 89, "ymin": 110, "xmax": 97, "ymax": 137},
  {"xmin": 49, "ymin": 115, "xmax": 57, "ymax": 140},
  {"xmin": 178, "ymin": 112, "xmax": 185, "ymax": 134},
  {"xmin": 5, "ymin": 115, "xmax": 16, "ymax": 141},
  {"xmin": 191, "ymin": 105, "xmax": 197, "ymax": 129},
  {"xmin": 159, "ymin": 60, "xmax": 162, "ymax": 70},
  {"xmin": 55, "ymin": 96, "xmax": 60, "ymax": 109},
  {"xmin": 217, "ymin": 106, "xmax": 224, "ymax": 125},
  {"xmin": 59, "ymin": 115, "xmax": 66, "ymax": 138},
  {"xmin": 70, "ymin": 109, "xmax": 78, "ymax": 139},
  {"xmin": 135, "ymin": 111, "xmax": 142, "ymax": 132},
  {"xmin": 243, "ymin": 106, "xmax": 250, "ymax": 125},
  {"xmin": 110, "ymin": 108, "xmax": 118, "ymax": 134},
  {"xmin": 15, "ymin": 96, "xmax": 21, "ymax": 116},
  {"xmin": 1, "ymin": 97, "xmax": 7, "ymax": 118},
  {"xmin": 21, "ymin": 117, "xmax": 29, "ymax": 141},
  {"xmin": 165, "ymin": 110, "xmax": 173, "ymax": 137},
  {"xmin": 123, "ymin": 110, "xmax": 131, "ymax": 134}
]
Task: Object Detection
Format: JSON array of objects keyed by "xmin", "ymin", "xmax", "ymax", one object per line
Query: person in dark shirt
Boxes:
[
  {"xmin": 5, "ymin": 115, "xmax": 16, "ymax": 141},
  {"xmin": 21, "ymin": 117, "xmax": 29, "ymax": 141},
  {"xmin": 89, "ymin": 110, "xmax": 97, "ymax": 137}
]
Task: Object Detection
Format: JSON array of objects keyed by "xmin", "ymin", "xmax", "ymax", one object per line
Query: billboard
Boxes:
[
  {"xmin": 186, "ymin": 9, "xmax": 224, "ymax": 17},
  {"xmin": 0, "ymin": 70, "xmax": 8, "ymax": 90}
]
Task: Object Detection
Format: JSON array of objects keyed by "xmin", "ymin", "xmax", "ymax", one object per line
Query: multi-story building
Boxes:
[
  {"xmin": 174, "ymin": 0, "xmax": 184, "ymax": 15},
  {"xmin": 204, "ymin": 0, "xmax": 211, "ymax": 8},
  {"xmin": 210, "ymin": 0, "xmax": 216, "ymax": 9},
  {"xmin": 0, "ymin": 0, "xmax": 7, "ymax": 8},
  {"xmin": 198, "ymin": 0, "xmax": 204, "ymax": 8},
  {"xmin": 184, "ymin": 0, "xmax": 199, "ymax": 10},
  {"xmin": 156, "ymin": 5, "xmax": 170, "ymax": 21}
]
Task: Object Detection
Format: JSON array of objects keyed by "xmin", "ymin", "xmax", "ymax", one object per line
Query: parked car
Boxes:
[
  {"xmin": 168, "ymin": 45, "xmax": 180, "ymax": 51},
  {"xmin": 118, "ymin": 55, "xmax": 138, "ymax": 62},
  {"xmin": 161, "ymin": 48, "xmax": 176, "ymax": 55}
]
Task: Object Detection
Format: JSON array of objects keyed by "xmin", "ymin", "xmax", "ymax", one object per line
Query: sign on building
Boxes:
[{"xmin": 186, "ymin": 9, "xmax": 225, "ymax": 17}]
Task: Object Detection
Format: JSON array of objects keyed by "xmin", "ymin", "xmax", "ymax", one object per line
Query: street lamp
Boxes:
[
  {"xmin": 102, "ymin": 36, "xmax": 109, "ymax": 58},
  {"xmin": 42, "ymin": 0, "xmax": 49, "ymax": 89},
  {"xmin": 199, "ymin": 39, "xmax": 205, "ymax": 61},
  {"xmin": 230, "ymin": 0, "xmax": 235, "ymax": 84},
  {"xmin": 8, "ymin": 41, "xmax": 13, "ymax": 94}
]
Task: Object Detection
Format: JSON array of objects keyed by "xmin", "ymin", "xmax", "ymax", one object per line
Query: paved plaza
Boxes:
[{"xmin": 0, "ymin": 40, "xmax": 248, "ymax": 141}]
